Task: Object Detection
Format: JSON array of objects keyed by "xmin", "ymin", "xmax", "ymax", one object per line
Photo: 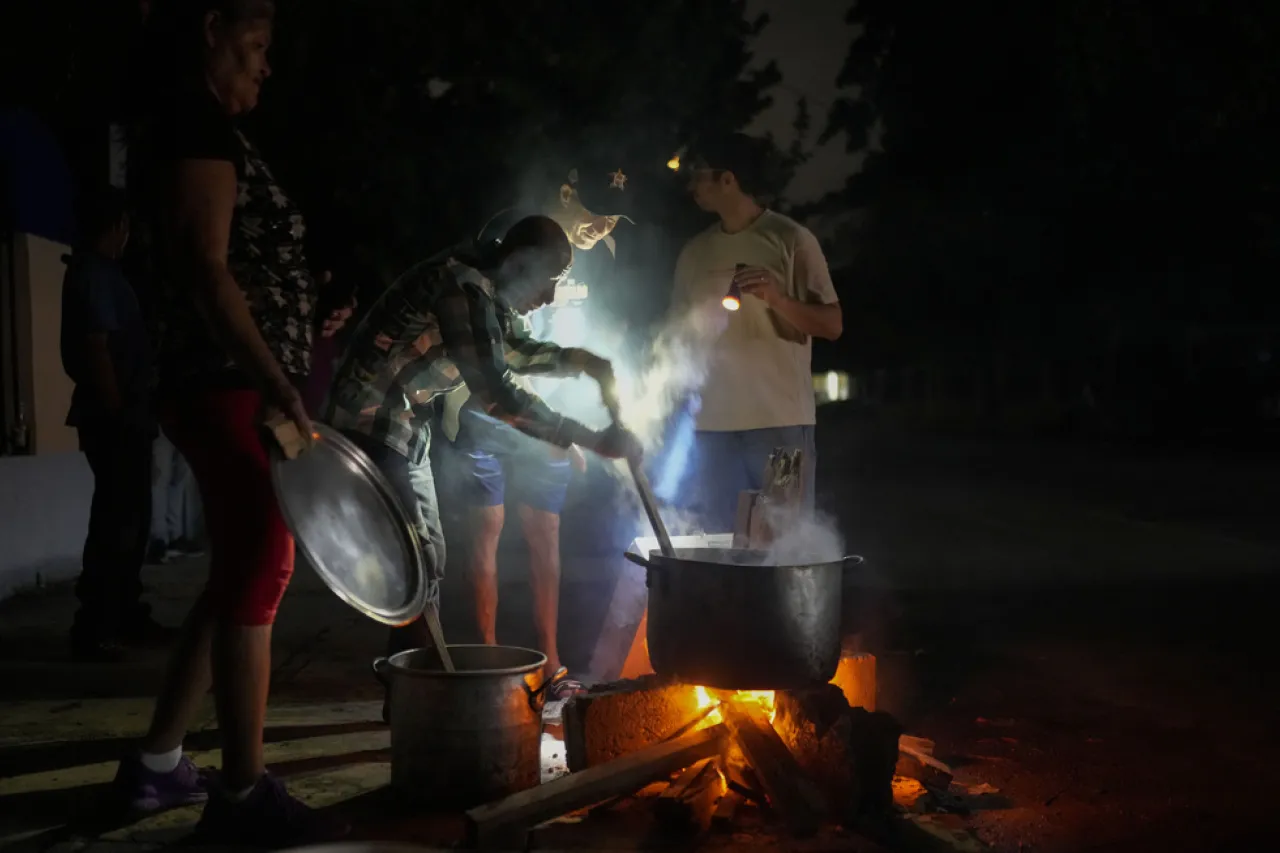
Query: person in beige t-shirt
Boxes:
[{"xmin": 671, "ymin": 133, "xmax": 842, "ymax": 530}]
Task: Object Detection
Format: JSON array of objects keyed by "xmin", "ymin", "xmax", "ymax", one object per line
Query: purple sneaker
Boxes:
[
  {"xmin": 114, "ymin": 754, "xmax": 209, "ymax": 812},
  {"xmin": 192, "ymin": 773, "xmax": 351, "ymax": 849}
]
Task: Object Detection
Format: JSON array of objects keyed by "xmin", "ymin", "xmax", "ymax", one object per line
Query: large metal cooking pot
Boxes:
[
  {"xmin": 625, "ymin": 547, "xmax": 864, "ymax": 690},
  {"xmin": 372, "ymin": 645, "xmax": 549, "ymax": 810}
]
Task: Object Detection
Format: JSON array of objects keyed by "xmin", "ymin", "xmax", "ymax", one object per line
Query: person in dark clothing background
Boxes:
[{"xmin": 60, "ymin": 186, "xmax": 173, "ymax": 661}]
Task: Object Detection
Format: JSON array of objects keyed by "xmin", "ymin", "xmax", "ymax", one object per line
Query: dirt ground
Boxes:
[{"xmin": 870, "ymin": 580, "xmax": 1280, "ymax": 853}]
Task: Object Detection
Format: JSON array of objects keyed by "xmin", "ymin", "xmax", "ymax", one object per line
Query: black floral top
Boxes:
[{"xmin": 137, "ymin": 92, "xmax": 315, "ymax": 392}]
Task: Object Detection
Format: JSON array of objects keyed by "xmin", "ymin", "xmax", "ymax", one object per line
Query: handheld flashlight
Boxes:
[{"xmin": 723, "ymin": 263, "xmax": 745, "ymax": 311}]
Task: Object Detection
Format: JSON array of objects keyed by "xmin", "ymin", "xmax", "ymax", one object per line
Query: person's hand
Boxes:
[
  {"xmin": 592, "ymin": 424, "xmax": 643, "ymax": 461},
  {"xmin": 321, "ymin": 299, "xmax": 355, "ymax": 338},
  {"xmin": 265, "ymin": 375, "xmax": 314, "ymax": 443},
  {"xmin": 568, "ymin": 443, "xmax": 588, "ymax": 473},
  {"xmin": 577, "ymin": 352, "xmax": 621, "ymax": 418},
  {"xmin": 735, "ymin": 265, "xmax": 785, "ymax": 306}
]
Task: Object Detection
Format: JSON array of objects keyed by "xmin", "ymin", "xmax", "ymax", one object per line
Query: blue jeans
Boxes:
[
  {"xmin": 693, "ymin": 426, "xmax": 817, "ymax": 533},
  {"xmin": 341, "ymin": 429, "xmax": 446, "ymax": 602}
]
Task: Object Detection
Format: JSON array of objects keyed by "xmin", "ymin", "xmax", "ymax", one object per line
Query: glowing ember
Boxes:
[
  {"xmin": 667, "ymin": 154, "xmax": 681, "ymax": 172},
  {"xmin": 693, "ymin": 686, "xmax": 777, "ymax": 724}
]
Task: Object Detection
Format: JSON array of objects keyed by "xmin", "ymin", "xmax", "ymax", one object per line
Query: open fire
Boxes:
[
  {"xmin": 487, "ymin": 660, "xmax": 896, "ymax": 848},
  {"xmin": 692, "ymin": 686, "xmax": 776, "ymax": 724}
]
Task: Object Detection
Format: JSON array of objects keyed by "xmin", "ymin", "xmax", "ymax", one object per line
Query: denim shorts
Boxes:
[{"xmin": 454, "ymin": 409, "xmax": 573, "ymax": 515}]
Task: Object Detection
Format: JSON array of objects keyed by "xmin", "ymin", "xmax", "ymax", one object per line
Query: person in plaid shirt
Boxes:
[
  {"xmin": 442, "ymin": 165, "xmax": 634, "ymax": 702},
  {"xmin": 324, "ymin": 215, "xmax": 639, "ymax": 717}
]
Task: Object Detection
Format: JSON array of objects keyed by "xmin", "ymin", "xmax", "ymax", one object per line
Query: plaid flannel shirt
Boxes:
[{"xmin": 324, "ymin": 252, "xmax": 591, "ymax": 461}]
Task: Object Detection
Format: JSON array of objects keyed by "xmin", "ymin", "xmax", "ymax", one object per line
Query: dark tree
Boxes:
[
  {"xmin": 815, "ymin": 0, "xmax": 1280, "ymax": 436},
  {"xmin": 252, "ymin": 0, "xmax": 783, "ymax": 287}
]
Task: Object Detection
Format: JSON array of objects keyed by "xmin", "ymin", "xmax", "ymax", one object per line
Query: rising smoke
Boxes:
[
  {"xmin": 532, "ymin": 282, "xmax": 855, "ymax": 558},
  {"xmin": 530, "ymin": 294, "xmax": 723, "ymax": 533}
]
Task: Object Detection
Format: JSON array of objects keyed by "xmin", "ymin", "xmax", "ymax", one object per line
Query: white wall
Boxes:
[
  {"xmin": 0, "ymin": 451, "xmax": 92, "ymax": 600},
  {"xmin": 13, "ymin": 231, "xmax": 78, "ymax": 454},
  {"xmin": 1, "ymin": 231, "xmax": 89, "ymax": 600}
]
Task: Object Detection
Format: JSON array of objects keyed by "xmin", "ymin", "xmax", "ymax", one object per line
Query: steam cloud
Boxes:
[
  {"xmin": 756, "ymin": 501, "xmax": 846, "ymax": 565},
  {"xmin": 611, "ymin": 304, "xmax": 726, "ymax": 449},
  {"xmin": 529, "ymin": 281, "xmax": 849, "ymax": 564}
]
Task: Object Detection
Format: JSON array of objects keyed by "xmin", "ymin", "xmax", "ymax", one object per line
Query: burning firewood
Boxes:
[
  {"xmin": 654, "ymin": 757, "xmax": 723, "ymax": 833},
  {"xmin": 721, "ymin": 741, "xmax": 768, "ymax": 804},
  {"xmin": 772, "ymin": 685, "xmax": 902, "ymax": 825},
  {"xmin": 465, "ymin": 722, "xmax": 728, "ymax": 848},
  {"xmin": 711, "ymin": 787, "xmax": 744, "ymax": 832},
  {"xmin": 720, "ymin": 698, "xmax": 827, "ymax": 838}
]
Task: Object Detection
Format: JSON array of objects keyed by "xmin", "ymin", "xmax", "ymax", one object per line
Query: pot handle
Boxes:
[
  {"xmin": 372, "ymin": 656, "xmax": 391, "ymax": 688},
  {"xmin": 623, "ymin": 550, "xmax": 653, "ymax": 570},
  {"xmin": 842, "ymin": 555, "xmax": 865, "ymax": 574},
  {"xmin": 524, "ymin": 669, "xmax": 550, "ymax": 713}
]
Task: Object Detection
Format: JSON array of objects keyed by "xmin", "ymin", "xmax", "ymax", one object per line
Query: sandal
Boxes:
[{"xmin": 545, "ymin": 667, "xmax": 586, "ymax": 701}]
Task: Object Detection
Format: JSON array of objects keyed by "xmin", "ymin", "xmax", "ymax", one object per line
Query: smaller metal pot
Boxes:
[{"xmin": 372, "ymin": 645, "xmax": 549, "ymax": 809}]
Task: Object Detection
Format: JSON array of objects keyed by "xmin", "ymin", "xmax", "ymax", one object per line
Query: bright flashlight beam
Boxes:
[{"xmin": 654, "ymin": 405, "xmax": 697, "ymax": 502}]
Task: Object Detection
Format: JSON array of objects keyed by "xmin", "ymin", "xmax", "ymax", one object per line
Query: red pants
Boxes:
[{"xmin": 162, "ymin": 388, "xmax": 294, "ymax": 626}]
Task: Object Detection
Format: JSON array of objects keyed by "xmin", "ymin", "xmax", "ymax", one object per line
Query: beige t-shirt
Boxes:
[{"xmin": 671, "ymin": 210, "xmax": 838, "ymax": 432}]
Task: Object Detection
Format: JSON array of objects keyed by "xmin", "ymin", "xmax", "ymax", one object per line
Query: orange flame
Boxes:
[
  {"xmin": 693, "ymin": 686, "xmax": 776, "ymax": 724},
  {"xmin": 722, "ymin": 295, "xmax": 741, "ymax": 311}
]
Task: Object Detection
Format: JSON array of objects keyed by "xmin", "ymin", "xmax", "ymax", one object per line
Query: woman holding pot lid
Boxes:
[{"xmin": 116, "ymin": 0, "xmax": 349, "ymax": 845}]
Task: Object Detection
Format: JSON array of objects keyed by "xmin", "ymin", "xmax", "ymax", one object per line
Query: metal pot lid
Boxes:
[{"xmin": 269, "ymin": 423, "xmax": 428, "ymax": 626}]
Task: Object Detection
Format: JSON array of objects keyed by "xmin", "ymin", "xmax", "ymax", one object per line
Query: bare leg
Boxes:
[
  {"xmin": 519, "ymin": 504, "xmax": 562, "ymax": 677},
  {"xmin": 468, "ymin": 504, "xmax": 504, "ymax": 645},
  {"xmin": 138, "ymin": 598, "xmax": 275, "ymax": 793},
  {"xmin": 211, "ymin": 623, "xmax": 273, "ymax": 791},
  {"xmin": 141, "ymin": 592, "xmax": 213, "ymax": 752}
]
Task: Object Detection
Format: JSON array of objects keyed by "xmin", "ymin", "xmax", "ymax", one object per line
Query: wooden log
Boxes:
[
  {"xmin": 721, "ymin": 742, "xmax": 767, "ymax": 803},
  {"xmin": 655, "ymin": 757, "xmax": 723, "ymax": 834},
  {"xmin": 897, "ymin": 737, "xmax": 954, "ymax": 792},
  {"xmin": 711, "ymin": 787, "xmax": 743, "ymax": 833},
  {"xmin": 899, "ymin": 735, "xmax": 935, "ymax": 756},
  {"xmin": 773, "ymin": 684, "xmax": 902, "ymax": 825},
  {"xmin": 720, "ymin": 699, "xmax": 826, "ymax": 838},
  {"xmin": 585, "ymin": 704, "xmax": 721, "ymax": 817},
  {"xmin": 465, "ymin": 722, "xmax": 729, "ymax": 848}
]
